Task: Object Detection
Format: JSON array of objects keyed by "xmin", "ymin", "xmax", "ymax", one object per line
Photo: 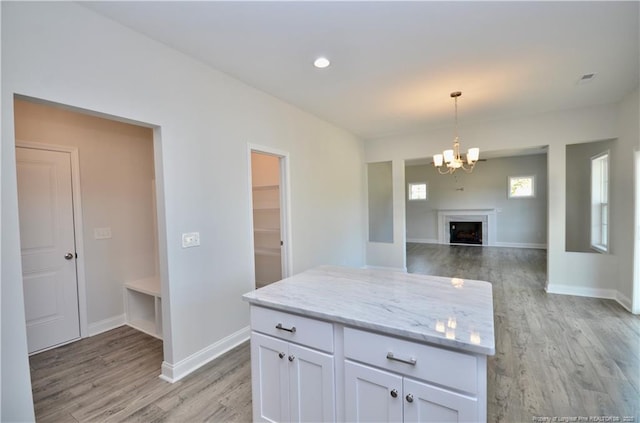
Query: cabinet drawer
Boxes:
[
  {"xmin": 344, "ymin": 327, "xmax": 477, "ymax": 394},
  {"xmin": 251, "ymin": 306, "xmax": 334, "ymax": 353}
]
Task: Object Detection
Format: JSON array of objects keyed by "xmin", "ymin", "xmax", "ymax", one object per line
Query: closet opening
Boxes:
[{"xmin": 249, "ymin": 148, "xmax": 290, "ymax": 288}]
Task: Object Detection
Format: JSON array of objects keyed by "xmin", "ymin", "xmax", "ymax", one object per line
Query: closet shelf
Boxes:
[
  {"xmin": 254, "ymin": 228, "xmax": 280, "ymax": 233},
  {"xmin": 255, "ymin": 247, "xmax": 281, "ymax": 257},
  {"xmin": 252, "ymin": 185, "xmax": 279, "ymax": 191}
]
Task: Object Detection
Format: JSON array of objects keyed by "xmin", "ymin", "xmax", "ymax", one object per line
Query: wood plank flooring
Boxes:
[
  {"xmin": 29, "ymin": 327, "xmax": 252, "ymax": 422},
  {"xmin": 30, "ymin": 245, "xmax": 639, "ymax": 422},
  {"xmin": 407, "ymin": 243, "xmax": 639, "ymax": 422}
]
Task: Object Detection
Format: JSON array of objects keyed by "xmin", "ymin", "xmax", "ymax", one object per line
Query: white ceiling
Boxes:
[{"xmin": 82, "ymin": 1, "xmax": 639, "ymax": 140}]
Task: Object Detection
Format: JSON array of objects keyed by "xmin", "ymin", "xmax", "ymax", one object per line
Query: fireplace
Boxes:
[
  {"xmin": 437, "ymin": 209, "xmax": 496, "ymax": 246},
  {"xmin": 450, "ymin": 221, "xmax": 482, "ymax": 245}
]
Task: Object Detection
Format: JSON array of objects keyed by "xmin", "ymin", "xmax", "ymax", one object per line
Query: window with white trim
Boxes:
[
  {"xmin": 508, "ymin": 175, "xmax": 536, "ymax": 198},
  {"xmin": 591, "ymin": 152, "xmax": 609, "ymax": 253},
  {"xmin": 408, "ymin": 182, "xmax": 427, "ymax": 201}
]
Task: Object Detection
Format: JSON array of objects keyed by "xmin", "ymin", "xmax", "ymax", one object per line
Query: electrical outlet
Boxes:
[
  {"xmin": 182, "ymin": 232, "xmax": 200, "ymax": 248},
  {"xmin": 94, "ymin": 227, "xmax": 112, "ymax": 240}
]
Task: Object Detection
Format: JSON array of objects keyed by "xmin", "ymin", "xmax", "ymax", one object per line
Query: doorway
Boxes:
[
  {"xmin": 249, "ymin": 148, "xmax": 290, "ymax": 288},
  {"xmin": 14, "ymin": 97, "xmax": 161, "ymax": 354},
  {"xmin": 16, "ymin": 146, "xmax": 82, "ymax": 353}
]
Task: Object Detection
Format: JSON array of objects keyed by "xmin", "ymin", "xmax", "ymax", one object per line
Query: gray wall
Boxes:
[
  {"xmin": 405, "ymin": 154, "xmax": 548, "ymax": 246},
  {"xmin": 565, "ymin": 139, "xmax": 616, "ymax": 252},
  {"xmin": 368, "ymin": 161, "xmax": 394, "ymax": 243}
]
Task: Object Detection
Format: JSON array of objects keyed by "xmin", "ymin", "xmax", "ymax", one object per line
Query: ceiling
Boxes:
[{"xmin": 82, "ymin": 1, "xmax": 639, "ymax": 141}]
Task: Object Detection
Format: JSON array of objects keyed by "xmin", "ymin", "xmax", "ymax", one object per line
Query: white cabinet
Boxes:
[
  {"xmin": 124, "ymin": 277, "xmax": 162, "ymax": 339},
  {"xmin": 345, "ymin": 361, "xmax": 476, "ymax": 423},
  {"xmin": 250, "ymin": 307, "xmax": 335, "ymax": 422},
  {"xmin": 249, "ymin": 306, "xmax": 487, "ymax": 423},
  {"xmin": 344, "ymin": 327, "xmax": 481, "ymax": 423},
  {"xmin": 403, "ymin": 378, "xmax": 477, "ymax": 423},
  {"xmin": 345, "ymin": 360, "xmax": 403, "ymax": 422}
]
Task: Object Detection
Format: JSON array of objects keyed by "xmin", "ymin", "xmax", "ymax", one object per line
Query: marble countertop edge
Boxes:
[{"xmin": 242, "ymin": 296, "xmax": 496, "ymax": 356}]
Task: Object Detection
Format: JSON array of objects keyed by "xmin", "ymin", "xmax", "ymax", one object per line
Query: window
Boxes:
[
  {"xmin": 591, "ymin": 152, "xmax": 609, "ymax": 253},
  {"xmin": 408, "ymin": 182, "xmax": 427, "ymax": 200},
  {"xmin": 508, "ymin": 176, "xmax": 535, "ymax": 198}
]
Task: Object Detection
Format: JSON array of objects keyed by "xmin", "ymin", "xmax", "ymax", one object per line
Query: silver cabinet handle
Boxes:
[
  {"xmin": 275, "ymin": 323, "xmax": 296, "ymax": 333},
  {"xmin": 406, "ymin": 393, "xmax": 414, "ymax": 403},
  {"xmin": 390, "ymin": 389, "xmax": 398, "ymax": 398},
  {"xmin": 288, "ymin": 355, "xmax": 295, "ymax": 362},
  {"xmin": 64, "ymin": 252, "xmax": 74, "ymax": 260},
  {"xmin": 386, "ymin": 352, "xmax": 417, "ymax": 365},
  {"xmin": 278, "ymin": 352, "xmax": 285, "ymax": 359}
]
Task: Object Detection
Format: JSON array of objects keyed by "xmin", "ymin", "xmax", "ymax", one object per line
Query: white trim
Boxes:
[
  {"xmin": 545, "ymin": 284, "xmax": 632, "ymax": 311},
  {"xmin": 16, "ymin": 140, "xmax": 89, "ymax": 338},
  {"xmin": 616, "ymin": 291, "xmax": 633, "ymax": 313},
  {"xmin": 437, "ymin": 209, "xmax": 497, "ymax": 246},
  {"xmin": 406, "ymin": 238, "xmax": 439, "ymax": 244},
  {"xmin": 405, "ymin": 239, "xmax": 546, "ymax": 249},
  {"xmin": 492, "ymin": 242, "xmax": 547, "ymax": 250},
  {"xmin": 247, "ymin": 144, "xmax": 293, "ymax": 283},
  {"xmin": 88, "ymin": 314, "xmax": 125, "ymax": 336},
  {"xmin": 160, "ymin": 326, "xmax": 250, "ymax": 383},
  {"xmin": 633, "ymin": 150, "xmax": 640, "ymax": 314},
  {"xmin": 545, "ymin": 284, "xmax": 616, "ymax": 299}
]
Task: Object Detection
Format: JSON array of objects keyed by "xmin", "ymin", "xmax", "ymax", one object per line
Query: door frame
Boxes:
[
  {"xmin": 247, "ymin": 144, "xmax": 292, "ymax": 283},
  {"xmin": 16, "ymin": 140, "xmax": 89, "ymax": 338},
  {"xmin": 634, "ymin": 149, "xmax": 640, "ymax": 314}
]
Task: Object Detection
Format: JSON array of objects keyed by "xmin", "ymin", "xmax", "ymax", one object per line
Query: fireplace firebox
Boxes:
[{"xmin": 449, "ymin": 221, "xmax": 482, "ymax": 245}]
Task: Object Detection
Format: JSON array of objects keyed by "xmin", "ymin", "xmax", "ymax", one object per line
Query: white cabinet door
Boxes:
[
  {"xmin": 251, "ymin": 332, "xmax": 290, "ymax": 422},
  {"xmin": 289, "ymin": 343, "xmax": 336, "ymax": 422},
  {"xmin": 345, "ymin": 360, "xmax": 403, "ymax": 422},
  {"xmin": 403, "ymin": 377, "xmax": 477, "ymax": 423}
]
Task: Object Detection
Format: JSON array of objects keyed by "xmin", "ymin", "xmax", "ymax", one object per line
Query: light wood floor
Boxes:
[
  {"xmin": 407, "ymin": 243, "xmax": 639, "ymax": 422},
  {"xmin": 30, "ymin": 245, "xmax": 639, "ymax": 422},
  {"xmin": 30, "ymin": 328, "xmax": 252, "ymax": 422}
]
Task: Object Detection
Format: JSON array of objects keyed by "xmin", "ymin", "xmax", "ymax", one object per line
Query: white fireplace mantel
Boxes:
[{"xmin": 437, "ymin": 209, "xmax": 497, "ymax": 246}]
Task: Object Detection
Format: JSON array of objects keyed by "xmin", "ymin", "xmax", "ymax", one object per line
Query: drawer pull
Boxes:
[
  {"xmin": 278, "ymin": 352, "xmax": 285, "ymax": 359},
  {"xmin": 406, "ymin": 393, "xmax": 414, "ymax": 403},
  {"xmin": 390, "ymin": 389, "xmax": 398, "ymax": 398},
  {"xmin": 386, "ymin": 352, "xmax": 417, "ymax": 365},
  {"xmin": 275, "ymin": 323, "xmax": 296, "ymax": 333}
]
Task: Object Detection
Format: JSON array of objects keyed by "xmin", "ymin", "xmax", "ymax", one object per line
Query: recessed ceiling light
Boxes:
[{"xmin": 313, "ymin": 57, "xmax": 330, "ymax": 69}]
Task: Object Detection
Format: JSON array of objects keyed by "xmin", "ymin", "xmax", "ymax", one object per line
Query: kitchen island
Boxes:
[{"xmin": 242, "ymin": 265, "xmax": 495, "ymax": 422}]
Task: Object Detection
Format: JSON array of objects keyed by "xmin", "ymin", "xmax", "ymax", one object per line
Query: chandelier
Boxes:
[{"xmin": 433, "ymin": 91, "xmax": 479, "ymax": 174}]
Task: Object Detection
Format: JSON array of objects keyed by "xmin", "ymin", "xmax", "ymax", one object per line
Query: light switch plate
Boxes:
[
  {"xmin": 94, "ymin": 227, "xmax": 112, "ymax": 240},
  {"xmin": 182, "ymin": 232, "xmax": 200, "ymax": 248}
]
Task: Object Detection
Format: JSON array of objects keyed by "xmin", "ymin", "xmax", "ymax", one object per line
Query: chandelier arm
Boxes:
[
  {"xmin": 460, "ymin": 162, "xmax": 476, "ymax": 173},
  {"xmin": 436, "ymin": 166, "xmax": 453, "ymax": 175}
]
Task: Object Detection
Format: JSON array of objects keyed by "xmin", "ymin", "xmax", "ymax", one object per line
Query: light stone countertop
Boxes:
[{"xmin": 242, "ymin": 265, "xmax": 495, "ymax": 355}]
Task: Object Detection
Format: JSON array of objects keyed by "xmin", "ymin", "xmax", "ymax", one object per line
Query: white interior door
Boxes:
[{"xmin": 17, "ymin": 147, "xmax": 80, "ymax": 353}]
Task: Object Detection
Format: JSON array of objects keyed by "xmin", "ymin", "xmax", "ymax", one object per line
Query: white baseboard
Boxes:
[
  {"xmin": 545, "ymin": 284, "xmax": 633, "ymax": 312},
  {"xmin": 160, "ymin": 326, "xmax": 250, "ymax": 383},
  {"xmin": 492, "ymin": 242, "xmax": 547, "ymax": 249},
  {"xmin": 546, "ymin": 284, "xmax": 617, "ymax": 299},
  {"xmin": 88, "ymin": 314, "xmax": 125, "ymax": 337},
  {"xmin": 406, "ymin": 238, "xmax": 439, "ymax": 244},
  {"xmin": 406, "ymin": 239, "xmax": 547, "ymax": 249},
  {"xmin": 615, "ymin": 291, "xmax": 633, "ymax": 312}
]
